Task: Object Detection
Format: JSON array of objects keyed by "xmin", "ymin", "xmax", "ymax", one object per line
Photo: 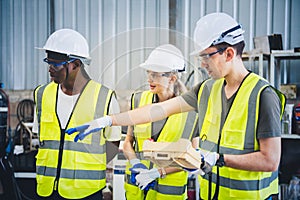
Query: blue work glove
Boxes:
[
  {"xmin": 65, "ymin": 116, "xmax": 112, "ymax": 142},
  {"xmin": 129, "ymin": 159, "xmax": 148, "ymax": 184},
  {"xmin": 143, "ymin": 181, "xmax": 156, "ymax": 192},
  {"xmin": 135, "ymin": 168, "xmax": 160, "ymax": 190}
]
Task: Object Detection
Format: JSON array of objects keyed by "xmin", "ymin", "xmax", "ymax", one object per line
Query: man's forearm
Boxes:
[
  {"xmin": 111, "ymin": 103, "xmax": 167, "ymax": 126},
  {"xmin": 111, "ymin": 96, "xmax": 194, "ymax": 126},
  {"xmin": 224, "ymin": 137, "xmax": 281, "ymax": 172}
]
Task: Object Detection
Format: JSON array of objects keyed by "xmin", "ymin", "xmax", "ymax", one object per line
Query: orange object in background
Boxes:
[{"xmin": 295, "ymin": 103, "xmax": 300, "ymax": 121}]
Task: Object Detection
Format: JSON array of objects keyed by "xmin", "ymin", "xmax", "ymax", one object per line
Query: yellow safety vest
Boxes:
[
  {"xmin": 34, "ymin": 80, "xmax": 113, "ymax": 199},
  {"xmin": 197, "ymin": 73, "xmax": 285, "ymax": 199},
  {"xmin": 124, "ymin": 91, "xmax": 198, "ymax": 200}
]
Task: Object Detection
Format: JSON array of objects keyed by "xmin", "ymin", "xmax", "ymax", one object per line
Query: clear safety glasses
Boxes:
[
  {"xmin": 43, "ymin": 58, "xmax": 76, "ymax": 67},
  {"xmin": 146, "ymin": 71, "xmax": 170, "ymax": 80},
  {"xmin": 197, "ymin": 47, "xmax": 227, "ymax": 63}
]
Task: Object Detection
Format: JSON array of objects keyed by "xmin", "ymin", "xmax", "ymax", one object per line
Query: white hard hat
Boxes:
[
  {"xmin": 140, "ymin": 44, "xmax": 185, "ymax": 73},
  {"xmin": 39, "ymin": 29, "xmax": 91, "ymax": 65},
  {"xmin": 191, "ymin": 12, "xmax": 244, "ymax": 55}
]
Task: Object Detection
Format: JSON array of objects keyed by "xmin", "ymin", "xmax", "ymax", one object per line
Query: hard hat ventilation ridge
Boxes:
[
  {"xmin": 212, "ymin": 24, "xmax": 244, "ymax": 46},
  {"xmin": 220, "ymin": 25, "xmax": 242, "ymax": 38}
]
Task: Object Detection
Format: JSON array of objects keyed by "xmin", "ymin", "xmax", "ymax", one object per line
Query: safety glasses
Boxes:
[
  {"xmin": 43, "ymin": 58, "xmax": 76, "ymax": 67},
  {"xmin": 198, "ymin": 47, "xmax": 227, "ymax": 62},
  {"xmin": 146, "ymin": 71, "xmax": 170, "ymax": 80}
]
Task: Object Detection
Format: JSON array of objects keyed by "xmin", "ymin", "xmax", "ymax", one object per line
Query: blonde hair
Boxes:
[{"xmin": 169, "ymin": 72, "xmax": 187, "ymax": 96}]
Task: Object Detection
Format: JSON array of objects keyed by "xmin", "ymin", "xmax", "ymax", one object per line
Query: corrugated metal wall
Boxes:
[
  {"xmin": 1, "ymin": 0, "xmax": 49, "ymax": 90},
  {"xmin": 1, "ymin": 0, "xmax": 299, "ymax": 90}
]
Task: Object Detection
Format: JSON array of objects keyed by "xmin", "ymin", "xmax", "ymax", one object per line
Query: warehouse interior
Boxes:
[{"xmin": 1, "ymin": 0, "xmax": 300, "ymax": 199}]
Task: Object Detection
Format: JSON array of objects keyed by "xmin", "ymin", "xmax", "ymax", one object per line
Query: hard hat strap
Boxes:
[{"xmin": 65, "ymin": 66, "xmax": 69, "ymax": 81}]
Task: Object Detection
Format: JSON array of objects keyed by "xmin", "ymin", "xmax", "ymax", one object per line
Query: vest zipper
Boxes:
[{"xmin": 54, "ymin": 129, "xmax": 66, "ymax": 191}]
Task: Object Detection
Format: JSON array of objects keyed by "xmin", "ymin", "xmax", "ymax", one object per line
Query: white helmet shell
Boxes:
[
  {"xmin": 40, "ymin": 29, "xmax": 91, "ymax": 65},
  {"xmin": 191, "ymin": 12, "xmax": 244, "ymax": 55},
  {"xmin": 140, "ymin": 44, "xmax": 185, "ymax": 73}
]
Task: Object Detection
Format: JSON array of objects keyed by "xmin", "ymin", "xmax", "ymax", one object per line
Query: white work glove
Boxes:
[
  {"xmin": 129, "ymin": 158, "xmax": 148, "ymax": 184},
  {"xmin": 65, "ymin": 116, "xmax": 112, "ymax": 142},
  {"xmin": 135, "ymin": 168, "xmax": 160, "ymax": 190},
  {"xmin": 200, "ymin": 149, "xmax": 218, "ymax": 174}
]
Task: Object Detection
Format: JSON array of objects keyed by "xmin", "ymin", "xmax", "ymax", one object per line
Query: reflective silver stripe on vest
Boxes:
[
  {"xmin": 198, "ymin": 79, "xmax": 214, "ymax": 149},
  {"xmin": 93, "ymin": 84, "xmax": 110, "ymax": 144},
  {"xmin": 132, "ymin": 91, "xmax": 146, "ymax": 153},
  {"xmin": 181, "ymin": 111, "xmax": 197, "ymax": 139},
  {"xmin": 42, "ymin": 140, "xmax": 105, "ymax": 154},
  {"xmin": 198, "ymin": 80, "xmax": 214, "ymax": 131},
  {"xmin": 154, "ymin": 183, "xmax": 186, "ymax": 195},
  {"xmin": 125, "ymin": 174, "xmax": 186, "ymax": 195},
  {"xmin": 36, "ymin": 84, "xmax": 49, "ymax": 125},
  {"xmin": 37, "ymin": 166, "xmax": 106, "ymax": 180},
  {"xmin": 202, "ymin": 170, "xmax": 278, "ymax": 191},
  {"xmin": 243, "ymin": 79, "xmax": 267, "ymax": 151},
  {"xmin": 132, "ymin": 92, "xmax": 143, "ymax": 109},
  {"xmin": 94, "ymin": 85, "xmax": 110, "ymax": 119}
]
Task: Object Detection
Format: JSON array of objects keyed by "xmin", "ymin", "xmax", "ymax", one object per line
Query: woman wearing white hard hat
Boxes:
[
  {"xmin": 123, "ymin": 44, "xmax": 199, "ymax": 200},
  {"xmin": 67, "ymin": 13, "xmax": 285, "ymax": 200}
]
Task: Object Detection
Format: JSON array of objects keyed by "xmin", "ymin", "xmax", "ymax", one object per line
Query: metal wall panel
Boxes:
[
  {"xmin": 1, "ymin": 0, "xmax": 299, "ymax": 90},
  {"xmin": 178, "ymin": 0, "xmax": 300, "ymax": 85},
  {"xmin": 1, "ymin": 0, "xmax": 49, "ymax": 90}
]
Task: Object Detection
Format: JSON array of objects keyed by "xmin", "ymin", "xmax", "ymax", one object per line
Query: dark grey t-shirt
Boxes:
[{"xmin": 182, "ymin": 79, "xmax": 282, "ymax": 140}]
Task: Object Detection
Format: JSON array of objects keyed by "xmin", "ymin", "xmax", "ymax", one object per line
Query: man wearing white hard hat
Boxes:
[
  {"xmin": 33, "ymin": 29, "xmax": 121, "ymax": 199},
  {"xmin": 182, "ymin": 12, "xmax": 285, "ymax": 199},
  {"xmin": 67, "ymin": 13, "xmax": 286, "ymax": 199},
  {"xmin": 122, "ymin": 44, "xmax": 198, "ymax": 199}
]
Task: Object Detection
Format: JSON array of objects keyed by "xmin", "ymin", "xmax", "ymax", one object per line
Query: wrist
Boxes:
[
  {"xmin": 216, "ymin": 153, "xmax": 225, "ymax": 167},
  {"xmin": 104, "ymin": 115, "xmax": 112, "ymax": 126},
  {"xmin": 159, "ymin": 168, "xmax": 166, "ymax": 179}
]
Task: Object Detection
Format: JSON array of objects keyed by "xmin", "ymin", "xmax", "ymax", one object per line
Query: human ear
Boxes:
[
  {"xmin": 225, "ymin": 47, "xmax": 235, "ymax": 62},
  {"xmin": 169, "ymin": 75, "xmax": 177, "ymax": 83},
  {"xmin": 73, "ymin": 60, "xmax": 81, "ymax": 69}
]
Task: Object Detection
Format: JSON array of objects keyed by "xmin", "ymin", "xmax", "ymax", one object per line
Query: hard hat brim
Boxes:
[
  {"xmin": 35, "ymin": 46, "xmax": 91, "ymax": 65},
  {"xmin": 35, "ymin": 46, "xmax": 91, "ymax": 60},
  {"xmin": 139, "ymin": 63, "xmax": 174, "ymax": 73}
]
